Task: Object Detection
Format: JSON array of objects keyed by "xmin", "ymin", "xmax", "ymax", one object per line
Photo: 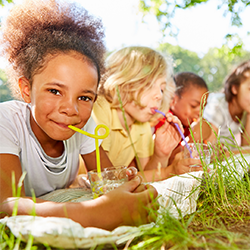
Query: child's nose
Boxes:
[{"xmin": 59, "ymin": 98, "xmax": 79, "ymax": 116}]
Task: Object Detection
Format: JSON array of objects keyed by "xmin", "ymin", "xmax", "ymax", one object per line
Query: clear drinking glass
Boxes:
[
  {"xmin": 183, "ymin": 143, "xmax": 211, "ymax": 165},
  {"xmin": 88, "ymin": 166, "xmax": 128, "ymax": 199}
]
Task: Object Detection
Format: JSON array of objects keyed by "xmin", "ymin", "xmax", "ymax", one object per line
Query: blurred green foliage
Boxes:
[
  {"xmin": 0, "ymin": 69, "xmax": 13, "ymax": 102},
  {"xmin": 139, "ymin": 0, "xmax": 250, "ymax": 32},
  {"xmin": 0, "ymin": 0, "xmax": 12, "ymax": 6},
  {"xmin": 158, "ymin": 42, "xmax": 250, "ymax": 92},
  {"xmin": 0, "ymin": 41, "xmax": 249, "ymax": 102},
  {"xmin": 139, "ymin": 0, "xmax": 250, "ymax": 55}
]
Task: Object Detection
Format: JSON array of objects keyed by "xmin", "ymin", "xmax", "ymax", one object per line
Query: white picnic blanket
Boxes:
[
  {"xmin": 0, "ymin": 216, "xmax": 156, "ymax": 249},
  {"xmin": 151, "ymin": 171, "xmax": 203, "ymax": 219}
]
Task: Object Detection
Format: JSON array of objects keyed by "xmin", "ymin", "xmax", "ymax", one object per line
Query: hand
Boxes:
[
  {"xmin": 165, "ymin": 112, "xmax": 183, "ymax": 132},
  {"xmin": 132, "ymin": 182, "xmax": 159, "ymax": 222},
  {"xmin": 78, "ymin": 175, "xmax": 91, "ymax": 188},
  {"xmin": 126, "ymin": 166, "xmax": 138, "ymax": 180},
  {"xmin": 154, "ymin": 113, "xmax": 182, "ymax": 157},
  {"xmin": 69, "ymin": 174, "xmax": 90, "ymax": 189},
  {"xmin": 98, "ymin": 176, "xmax": 159, "ymax": 229},
  {"xmin": 170, "ymin": 151, "xmax": 210, "ymax": 175}
]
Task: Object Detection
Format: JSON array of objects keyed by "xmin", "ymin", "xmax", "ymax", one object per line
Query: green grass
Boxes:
[{"xmin": 123, "ymin": 145, "xmax": 250, "ymax": 250}]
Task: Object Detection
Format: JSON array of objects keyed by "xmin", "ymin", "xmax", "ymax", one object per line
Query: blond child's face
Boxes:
[
  {"xmin": 19, "ymin": 53, "xmax": 98, "ymax": 142},
  {"xmin": 170, "ymin": 85, "xmax": 208, "ymax": 127},
  {"xmin": 123, "ymin": 76, "xmax": 166, "ymax": 124}
]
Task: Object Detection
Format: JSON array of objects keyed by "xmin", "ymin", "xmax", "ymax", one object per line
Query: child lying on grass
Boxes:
[{"xmin": 0, "ymin": 0, "xmax": 158, "ymax": 231}]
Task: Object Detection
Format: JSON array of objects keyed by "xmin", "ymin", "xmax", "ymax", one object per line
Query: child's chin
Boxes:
[
  {"xmin": 138, "ymin": 118, "xmax": 150, "ymax": 123},
  {"xmin": 50, "ymin": 133, "xmax": 72, "ymax": 141}
]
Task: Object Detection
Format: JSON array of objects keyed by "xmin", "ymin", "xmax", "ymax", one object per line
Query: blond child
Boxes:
[
  {"xmin": 92, "ymin": 46, "xmax": 203, "ymax": 181},
  {"xmin": 0, "ymin": 0, "xmax": 158, "ymax": 231}
]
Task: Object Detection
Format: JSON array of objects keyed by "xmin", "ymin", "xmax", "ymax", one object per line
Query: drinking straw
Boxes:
[
  {"xmin": 68, "ymin": 124, "xmax": 110, "ymax": 174},
  {"xmin": 154, "ymin": 109, "xmax": 193, "ymax": 158}
]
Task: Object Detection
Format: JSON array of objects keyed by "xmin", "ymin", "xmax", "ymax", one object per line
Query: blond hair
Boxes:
[{"xmin": 98, "ymin": 46, "xmax": 174, "ymax": 116}]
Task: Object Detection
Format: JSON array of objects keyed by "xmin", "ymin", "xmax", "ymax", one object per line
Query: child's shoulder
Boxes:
[
  {"xmin": 204, "ymin": 92, "xmax": 228, "ymax": 117},
  {"xmin": 0, "ymin": 100, "xmax": 28, "ymax": 116},
  {"xmin": 92, "ymin": 96, "xmax": 115, "ymax": 125},
  {"xmin": 207, "ymin": 92, "xmax": 225, "ymax": 104},
  {"xmin": 93, "ymin": 96, "xmax": 111, "ymax": 112},
  {"xmin": 0, "ymin": 100, "xmax": 29, "ymax": 136}
]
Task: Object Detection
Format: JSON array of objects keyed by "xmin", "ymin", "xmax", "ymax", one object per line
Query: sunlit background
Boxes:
[
  {"xmin": 0, "ymin": 0, "xmax": 249, "ymax": 58},
  {"xmin": 0, "ymin": 0, "xmax": 249, "ymax": 101}
]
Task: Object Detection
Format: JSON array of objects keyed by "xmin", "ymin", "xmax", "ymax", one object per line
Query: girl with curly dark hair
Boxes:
[{"xmin": 0, "ymin": 0, "xmax": 158, "ymax": 230}]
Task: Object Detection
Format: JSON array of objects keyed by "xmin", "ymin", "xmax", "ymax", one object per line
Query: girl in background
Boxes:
[
  {"xmin": 153, "ymin": 72, "xmax": 209, "ymax": 139},
  {"xmin": 197, "ymin": 60, "xmax": 250, "ymax": 148},
  {"xmin": 170, "ymin": 72, "xmax": 209, "ymax": 139},
  {"xmin": 151, "ymin": 72, "xmax": 209, "ymax": 163}
]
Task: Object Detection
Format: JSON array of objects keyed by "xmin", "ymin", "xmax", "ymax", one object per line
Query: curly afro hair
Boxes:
[{"xmin": 0, "ymin": 0, "xmax": 106, "ymax": 99}]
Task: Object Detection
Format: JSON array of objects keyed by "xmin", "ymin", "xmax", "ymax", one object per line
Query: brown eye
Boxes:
[
  {"xmin": 78, "ymin": 96, "xmax": 92, "ymax": 102},
  {"xmin": 49, "ymin": 89, "xmax": 60, "ymax": 95}
]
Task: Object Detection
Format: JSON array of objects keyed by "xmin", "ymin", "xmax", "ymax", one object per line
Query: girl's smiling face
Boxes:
[
  {"xmin": 19, "ymin": 52, "xmax": 98, "ymax": 143},
  {"xmin": 170, "ymin": 85, "xmax": 208, "ymax": 127}
]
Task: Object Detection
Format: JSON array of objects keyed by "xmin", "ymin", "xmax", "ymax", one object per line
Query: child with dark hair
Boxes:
[
  {"xmin": 200, "ymin": 60, "xmax": 250, "ymax": 148},
  {"xmin": 170, "ymin": 72, "xmax": 209, "ymax": 138},
  {"xmin": 0, "ymin": 0, "xmax": 158, "ymax": 230},
  {"xmin": 151, "ymin": 71, "xmax": 209, "ymax": 163},
  {"xmin": 153, "ymin": 72, "xmax": 209, "ymax": 141}
]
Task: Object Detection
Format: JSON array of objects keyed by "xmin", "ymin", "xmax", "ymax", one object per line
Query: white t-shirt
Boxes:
[
  {"xmin": 203, "ymin": 93, "xmax": 245, "ymax": 147},
  {"xmin": 0, "ymin": 100, "xmax": 100, "ymax": 197}
]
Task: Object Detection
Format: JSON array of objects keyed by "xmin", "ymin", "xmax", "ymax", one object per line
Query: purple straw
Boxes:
[{"xmin": 154, "ymin": 109, "xmax": 193, "ymax": 158}]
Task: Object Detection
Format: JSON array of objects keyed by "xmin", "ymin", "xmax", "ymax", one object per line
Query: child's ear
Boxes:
[
  {"xmin": 170, "ymin": 94, "xmax": 178, "ymax": 108},
  {"xmin": 231, "ymin": 85, "xmax": 238, "ymax": 95},
  {"xmin": 18, "ymin": 77, "xmax": 31, "ymax": 103}
]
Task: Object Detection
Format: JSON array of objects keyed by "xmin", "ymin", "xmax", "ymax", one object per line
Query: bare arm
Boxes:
[
  {"xmin": 0, "ymin": 154, "xmax": 25, "ymax": 204},
  {"xmin": 1, "ymin": 176, "xmax": 158, "ymax": 230},
  {"xmin": 189, "ymin": 119, "xmax": 218, "ymax": 144},
  {"xmin": 138, "ymin": 151, "xmax": 204, "ymax": 182},
  {"xmin": 0, "ymin": 153, "xmax": 158, "ymax": 230},
  {"xmin": 205, "ymin": 124, "xmax": 219, "ymax": 144},
  {"xmin": 189, "ymin": 119, "xmax": 212, "ymax": 143}
]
